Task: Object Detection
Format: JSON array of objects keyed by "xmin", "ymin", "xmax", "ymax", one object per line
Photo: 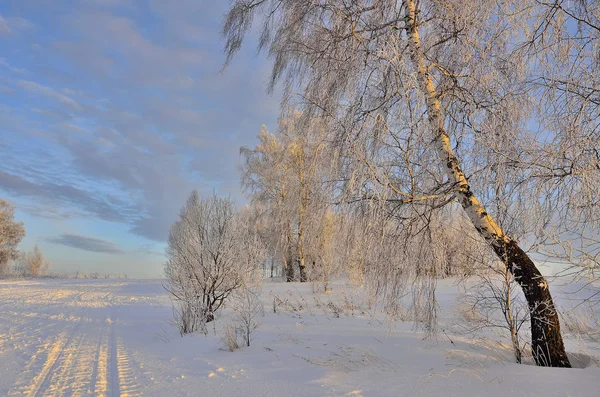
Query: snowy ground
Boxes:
[{"xmin": 0, "ymin": 278, "xmax": 598, "ymax": 397}]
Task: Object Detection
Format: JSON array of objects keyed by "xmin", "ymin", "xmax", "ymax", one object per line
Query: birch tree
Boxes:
[
  {"xmin": 241, "ymin": 126, "xmax": 296, "ymax": 281},
  {"xmin": 221, "ymin": 0, "xmax": 600, "ymax": 367},
  {"xmin": 241, "ymin": 114, "xmax": 336, "ymax": 282}
]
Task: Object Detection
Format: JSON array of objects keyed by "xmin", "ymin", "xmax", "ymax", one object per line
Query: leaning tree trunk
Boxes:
[{"xmin": 403, "ymin": 0, "xmax": 570, "ymax": 367}]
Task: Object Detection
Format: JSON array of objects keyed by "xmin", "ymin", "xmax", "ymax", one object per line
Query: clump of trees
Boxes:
[
  {"xmin": 164, "ymin": 192, "xmax": 266, "ymax": 335},
  {"xmin": 16, "ymin": 245, "xmax": 51, "ymax": 277},
  {"xmin": 240, "ymin": 118, "xmax": 341, "ymax": 284},
  {"xmin": 240, "ymin": 118, "xmax": 480, "ymax": 290},
  {"xmin": 223, "ymin": 0, "xmax": 600, "ymax": 367}
]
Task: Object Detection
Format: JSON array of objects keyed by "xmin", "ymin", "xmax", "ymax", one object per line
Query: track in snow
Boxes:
[{"xmin": 1, "ymin": 281, "xmax": 144, "ymax": 397}]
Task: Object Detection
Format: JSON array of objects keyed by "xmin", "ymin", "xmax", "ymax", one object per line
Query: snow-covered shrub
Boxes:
[
  {"xmin": 173, "ymin": 298, "xmax": 208, "ymax": 337},
  {"xmin": 165, "ymin": 192, "xmax": 266, "ymax": 336},
  {"xmin": 221, "ymin": 324, "xmax": 239, "ymax": 352}
]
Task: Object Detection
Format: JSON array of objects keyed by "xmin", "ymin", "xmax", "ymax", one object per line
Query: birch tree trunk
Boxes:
[
  {"xmin": 296, "ymin": 143, "xmax": 308, "ymax": 282},
  {"xmin": 281, "ymin": 182, "xmax": 294, "ymax": 282},
  {"xmin": 283, "ymin": 223, "xmax": 294, "ymax": 282},
  {"xmin": 297, "ymin": 185, "xmax": 307, "ymax": 282},
  {"xmin": 403, "ymin": 0, "xmax": 570, "ymax": 368}
]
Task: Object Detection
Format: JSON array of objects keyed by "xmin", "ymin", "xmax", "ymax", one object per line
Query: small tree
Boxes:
[
  {"xmin": 461, "ymin": 263, "xmax": 529, "ymax": 364},
  {"xmin": 0, "ymin": 199, "xmax": 26, "ymax": 277},
  {"xmin": 237, "ymin": 205, "xmax": 269, "ymax": 286},
  {"xmin": 165, "ymin": 192, "xmax": 266, "ymax": 335},
  {"xmin": 20, "ymin": 245, "xmax": 50, "ymax": 277},
  {"xmin": 232, "ymin": 287, "xmax": 264, "ymax": 347}
]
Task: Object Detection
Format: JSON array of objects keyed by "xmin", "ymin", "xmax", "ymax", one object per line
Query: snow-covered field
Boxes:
[{"xmin": 0, "ymin": 278, "xmax": 598, "ymax": 397}]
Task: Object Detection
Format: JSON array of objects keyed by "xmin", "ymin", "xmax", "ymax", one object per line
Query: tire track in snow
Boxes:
[
  {"xmin": 116, "ymin": 339, "xmax": 143, "ymax": 397},
  {"xmin": 94, "ymin": 331, "xmax": 110, "ymax": 397},
  {"xmin": 5, "ymin": 284, "xmax": 113, "ymax": 397},
  {"xmin": 6, "ymin": 332, "xmax": 67, "ymax": 396},
  {"xmin": 42, "ymin": 329, "xmax": 85, "ymax": 396},
  {"xmin": 110, "ymin": 310, "xmax": 121, "ymax": 397},
  {"xmin": 44, "ymin": 324, "xmax": 102, "ymax": 397},
  {"xmin": 14, "ymin": 321, "xmax": 81, "ymax": 397},
  {"xmin": 108, "ymin": 307, "xmax": 143, "ymax": 397},
  {"xmin": 89, "ymin": 325, "xmax": 109, "ymax": 396},
  {"xmin": 2, "ymin": 282, "xmax": 150, "ymax": 397}
]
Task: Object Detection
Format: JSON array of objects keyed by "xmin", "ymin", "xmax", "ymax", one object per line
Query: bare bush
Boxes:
[
  {"xmin": 221, "ymin": 324, "xmax": 240, "ymax": 352},
  {"xmin": 460, "ymin": 265, "xmax": 529, "ymax": 364},
  {"xmin": 220, "ymin": 288, "xmax": 264, "ymax": 351},
  {"xmin": 173, "ymin": 298, "xmax": 208, "ymax": 336},
  {"xmin": 231, "ymin": 288, "xmax": 264, "ymax": 347}
]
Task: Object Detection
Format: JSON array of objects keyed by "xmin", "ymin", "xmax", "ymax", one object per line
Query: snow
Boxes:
[{"xmin": 0, "ymin": 278, "xmax": 598, "ymax": 396}]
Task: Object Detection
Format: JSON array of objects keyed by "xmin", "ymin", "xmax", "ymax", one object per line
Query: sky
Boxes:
[{"xmin": 0, "ymin": 0, "xmax": 279, "ymax": 278}]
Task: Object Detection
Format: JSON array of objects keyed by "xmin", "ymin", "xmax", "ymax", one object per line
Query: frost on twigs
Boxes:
[
  {"xmin": 220, "ymin": 287, "xmax": 264, "ymax": 351},
  {"xmin": 458, "ymin": 263, "xmax": 529, "ymax": 364},
  {"xmin": 222, "ymin": 0, "xmax": 600, "ymax": 367},
  {"xmin": 234, "ymin": 287, "xmax": 264, "ymax": 348},
  {"xmin": 221, "ymin": 323, "xmax": 240, "ymax": 352},
  {"xmin": 164, "ymin": 192, "xmax": 267, "ymax": 336}
]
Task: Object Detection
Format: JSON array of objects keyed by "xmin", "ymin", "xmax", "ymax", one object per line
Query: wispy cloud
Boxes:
[
  {"xmin": 0, "ymin": 14, "xmax": 32, "ymax": 35},
  {"xmin": 0, "ymin": 58, "xmax": 25, "ymax": 73},
  {"xmin": 17, "ymin": 80, "xmax": 81, "ymax": 110},
  {"xmin": 0, "ymin": 15, "xmax": 8, "ymax": 35},
  {"xmin": 46, "ymin": 233, "xmax": 125, "ymax": 254},
  {"xmin": 0, "ymin": 1, "xmax": 279, "ymax": 275},
  {"xmin": 0, "ymin": 170, "xmax": 140, "ymax": 224}
]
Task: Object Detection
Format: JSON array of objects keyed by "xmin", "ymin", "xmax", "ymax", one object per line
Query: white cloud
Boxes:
[
  {"xmin": 0, "ymin": 14, "xmax": 33, "ymax": 35},
  {"xmin": 17, "ymin": 80, "xmax": 81, "ymax": 110},
  {"xmin": 0, "ymin": 58, "xmax": 26, "ymax": 73},
  {"xmin": 0, "ymin": 15, "xmax": 10, "ymax": 35}
]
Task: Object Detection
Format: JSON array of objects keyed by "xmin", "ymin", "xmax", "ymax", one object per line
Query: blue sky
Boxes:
[{"xmin": 0, "ymin": 0, "xmax": 279, "ymax": 277}]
